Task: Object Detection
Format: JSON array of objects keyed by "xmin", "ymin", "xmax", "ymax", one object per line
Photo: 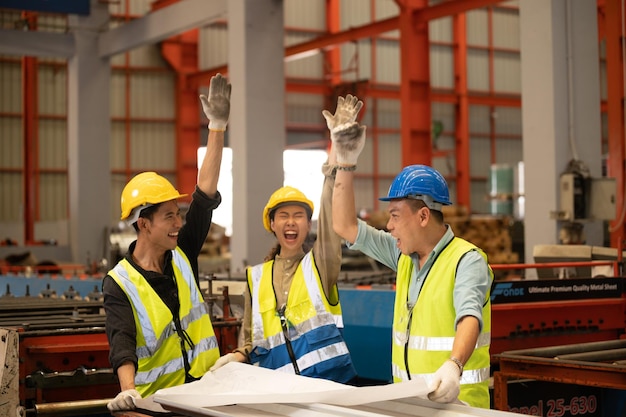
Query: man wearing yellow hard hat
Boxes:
[
  {"xmin": 103, "ymin": 74, "xmax": 231, "ymax": 412},
  {"xmin": 208, "ymin": 95, "xmax": 363, "ymax": 384}
]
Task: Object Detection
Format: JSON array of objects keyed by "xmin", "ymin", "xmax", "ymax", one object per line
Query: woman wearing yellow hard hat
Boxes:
[
  {"xmin": 209, "ymin": 95, "xmax": 364, "ymax": 384},
  {"xmin": 103, "ymin": 74, "xmax": 231, "ymax": 412}
]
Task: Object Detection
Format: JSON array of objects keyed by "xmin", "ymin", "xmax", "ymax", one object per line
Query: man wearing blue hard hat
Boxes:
[{"xmin": 331, "ymin": 106, "xmax": 492, "ymax": 408}]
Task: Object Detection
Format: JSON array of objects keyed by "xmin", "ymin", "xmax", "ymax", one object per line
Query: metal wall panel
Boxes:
[
  {"xmin": 495, "ymin": 137, "xmax": 522, "ymax": 167},
  {"xmin": 430, "ymin": 16, "xmax": 452, "ymax": 43},
  {"xmin": 286, "ymin": 93, "xmax": 325, "ymax": 125},
  {"xmin": 431, "ymin": 45, "xmax": 454, "ymax": 89},
  {"xmin": 354, "ymin": 177, "xmax": 375, "ymax": 218},
  {"xmin": 0, "ymin": 119, "xmax": 22, "ymax": 169},
  {"xmin": 285, "ymin": 32, "xmax": 324, "ymax": 78},
  {"xmin": 110, "ymin": 72, "xmax": 127, "ymax": 119},
  {"xmin": 199, "ymin": 26, "xmax": 228, "ymax": 70},
  {"xmin": 0, "ymin": 59, "xmax": 21, "ymax": 112},
  {"xmin": 110, "ymin": 122, "xmax": 128, "ymax": 171},
  {"xmin": 493, "ymin": 7, "xmax": 520, "ymax": 50},
  {"xmin": 37, "ymin": 14, "xmax": 68, "ymax": 35},
  {"xmin": 470, "ymin": 135, "xmax": 491, "ymax": 178},
  {"xmin": 129, "ymin": 44, "xmax": 169, "ymax": 67},
  {"xmin": 0, "ymin": 111, "xmax": 22, "ymax": 218},
  {"xmin": 469, "ymin": 135, "xmax": 491, "ymax": 213},
  {"xmin": 0, "ymin": 174, "xmax": 22, "ymax": 221},
  {"xmin": 39, "ymin": 174, "xmax": 67, "ymax": 222},
  {"xmin": 467, "ymin": 9, "xmax": 488, "ymax": 47},
  {"xmin": 129, "ymin": 122, "xmax": 175, "ymax": 171},
  {"xmin": 377, "ymin": 134, "xmax": 402, "ymax": 175},
  {"xmin": 375, "ymin": 98, "xmax": 400, "ymax": 130},
  {"xmin": 285, "ymin": 0, "xmax": 325, "ymax": 29},
  {"xmin": 341, "ymin": 0, "xmax": 371, "ymax": 28},
  {"xmin": 374, "ymin": 39, "xmax": 399, "ymax": 84},
  {"xmin": 38, "ymin": 65, "xmax": 66, "ymax": 115},
  {"xmin": 38, "ymin": 120, "xmax": 66, "ymax": 170},
  {"xmin": 432, "ymin": 102, "xmax": 456, "ymax": 133},
  {"xmin": 129, "ymin": 72, "xmax": 175, "ymax": 118},
  {"xmin": 467, "ymin": 49, "xmax": 489, "ymax": 92},
  {"xmin": 375, "ymin": 0, "xmax": 399, "ymax": 20},
  {"xmin": 38, "ymin": 119, "xmax": 67, "ymax": 221},
  {"xmin": 0, "ymin": 114, "xmax": 23, "ymax": 221},
  {"xmin": 494, "ymin": 106, "xmax": 522, "ymax": 136},
  {"xmin": 493, "ymin": 50, "xmax": 521, "ymax": 94},
  {"xmin": 471, "ymin": 180, "xmax": 488, "ymax": 214},
  {"xmin": 469, "ymin": 105, "xmax": 491, "ymax": 135},
  {"xmin": 110, "ymin": 0, "xmax": 152, "ymax": 16},
  {"xmin": 340, "ymin": 40, "xmax": 372, "ymax": 82}
]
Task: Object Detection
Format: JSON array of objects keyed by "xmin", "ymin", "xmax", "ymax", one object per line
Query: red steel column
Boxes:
[
  {"xmin": 453, "ymin": 13, "xmax": 470, "ymax": 209},
  {"xmin": 154, "ymin": 0, "xmax": 200, "ymax": 197},
  {"xmin": 605, "ymin": 0, "xmax": 626, "ymax": 248},
  {"xmin": 325, "ymin": 0, "xmax": 341, "ymax": 86},
  {"xmin": 22, "ymin": 12, "xmax": 38, "ymax": 244},
  {"xmin": 396, "ymin": 0, "xmax": 432, "ymax": 167}
]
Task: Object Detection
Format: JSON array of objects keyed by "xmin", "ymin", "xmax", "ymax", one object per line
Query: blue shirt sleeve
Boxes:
[
  {"xmin": 453, "ymin": 250, "xmax": 491, "ymax": 332},
  {"xmin": 346, "ymin": 219, "xmax": 402, "ymax": 272}
]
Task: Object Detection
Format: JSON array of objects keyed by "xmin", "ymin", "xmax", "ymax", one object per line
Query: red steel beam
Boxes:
[
  {"xmin": 189, "ymin": 0, "xmax": 505, "ymax": 88},
  {"xmin": 453, "ymin": 13, "xmax": 471, "ymax": 209},
  {"xmin": 22, "ymin": 12, "xmax": 38, "ymax": 245},
  {"xmin": 605, "ymin": 0, "xmax": 626, "ymax": 248},
  {"xmin": 397, "ymin": 0, "xmax": 432, "ymax": 166},
  {"xmin": 153, "ymin": 0, "xmax": 200, "ymax": 198}
]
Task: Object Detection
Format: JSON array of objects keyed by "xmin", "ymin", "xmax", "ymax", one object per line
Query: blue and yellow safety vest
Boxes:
[
  {"xmin": 248, "ymin": 252, "xmax": 356, "ymax": 383},
  {"xmin": 109, "ymin": 247, "xmax": 220, "ymax": 397},
  {"xmin": 391, "ymin": 238, "xmax": 492, "ymax": 408}
]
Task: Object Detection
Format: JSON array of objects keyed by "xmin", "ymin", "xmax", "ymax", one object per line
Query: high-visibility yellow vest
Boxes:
[
  {"xmin": 109, "ymin": 247, "xmax": 220, "ymax": 397},
  {"xmin": 391, "ymin": 238, "xmax": 492, "ymax": 408},
  {"xmin": 248, "ymin": 252, "xmax": 356, "ymax": 383}
]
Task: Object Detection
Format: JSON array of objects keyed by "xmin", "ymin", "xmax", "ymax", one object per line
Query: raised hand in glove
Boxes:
[
  {"xmin": 107, "ymin": 388, "xmax": 141, "ymax": 412},
  {"xmin": 210, "ymin": 352, "xmax": 241, "ymax": 371},
  {"xmin": 331, "ymin": 121, "xmax": 367, "ymax": 167},
  {"xmin": 322, "ymin": 94, "xmax": 364, "ymax": 130},
  {"xmin": 427, "ymin": 360, "xmax": 461, "ymax": 403},
  {"xmin": 200, "ymin": 73, "xmax": 232, "ymax": 131}
]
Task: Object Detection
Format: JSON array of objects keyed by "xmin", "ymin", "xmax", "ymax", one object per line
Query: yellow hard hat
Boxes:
[
  {"xmin": 120, "ymin": 172, "xmax": 188, "ymax": 220},
  {"xmin": 263, "ymin": 186, "xmax": 314, "ymax": 232}
]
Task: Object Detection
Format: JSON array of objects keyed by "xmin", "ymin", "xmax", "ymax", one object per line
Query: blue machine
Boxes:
[
  {"xmin": 338, "ymin": 286, "xmax": 394, "ymax": 383},
  {"xmin": 0, "ymin": 273, "xmax": 103, "ymax": 299}
]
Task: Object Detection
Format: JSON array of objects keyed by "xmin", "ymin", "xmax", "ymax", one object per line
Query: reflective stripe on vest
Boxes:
[
  {"xmin": 274, "ymin": 341, "xmax": 350, "ymax": 374},
  {"xmin": 391, "ymin": 362, "xmax": 491, "ymax": 386},
  {"xmin": 392, "ymin": 330, "xmax": 491, "ymax": 353}
]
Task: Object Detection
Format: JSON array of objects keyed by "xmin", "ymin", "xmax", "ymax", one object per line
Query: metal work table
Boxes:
[
  {"xmin": 493, "ymin": 339, "xmax": 626, "ymax": 410},
  {"xmin": 116, "ymin": 398, "xmax": 521, "ymax": 417}
]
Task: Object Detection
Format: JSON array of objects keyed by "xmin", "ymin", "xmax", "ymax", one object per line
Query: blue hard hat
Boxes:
[{"xmin": 380, "ymin": 165, "xmax": 451, "ymax": 207}]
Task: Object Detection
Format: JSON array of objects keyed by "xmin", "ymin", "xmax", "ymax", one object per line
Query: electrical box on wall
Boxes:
[{"xmin": 554, "ymin": 174, "xmax": 616, "ymax": 221}]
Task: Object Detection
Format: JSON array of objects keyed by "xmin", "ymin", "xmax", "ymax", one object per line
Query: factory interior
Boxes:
[{"xmin": 2, "ymin": 0, "xmax": 626, "ymax": 416}]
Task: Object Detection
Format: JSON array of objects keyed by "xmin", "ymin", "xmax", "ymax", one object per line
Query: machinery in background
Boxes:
[
  {"xmin": 0, "ymin": 269, "xmax": 241, "ymax": 417},
  {"xmin": 552, "ymin": 158, "xmax": 617, "ymax": 245}
]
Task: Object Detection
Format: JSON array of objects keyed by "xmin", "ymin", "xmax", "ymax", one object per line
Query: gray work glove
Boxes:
[
  {"xmin": 322, "ymin": 94, "xmax": 364, "ymax": 130},
  {"xmin": 107, "ymin": 388, "xmax": 141, "ymax": 412},
  {"xmin": 200, "ymin": 73, "xmax": 232, "ymax": 131},
  {"xmin": 331, "ymin": 121, "xmax": 367, "ymax": 166},
  {"xmin": 427, "ymin": 360, "xmax": 461, "ymax": 404},
  {"xmin": 210, "ymin": 352, "xmax": 240, "ymax": 371}
]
